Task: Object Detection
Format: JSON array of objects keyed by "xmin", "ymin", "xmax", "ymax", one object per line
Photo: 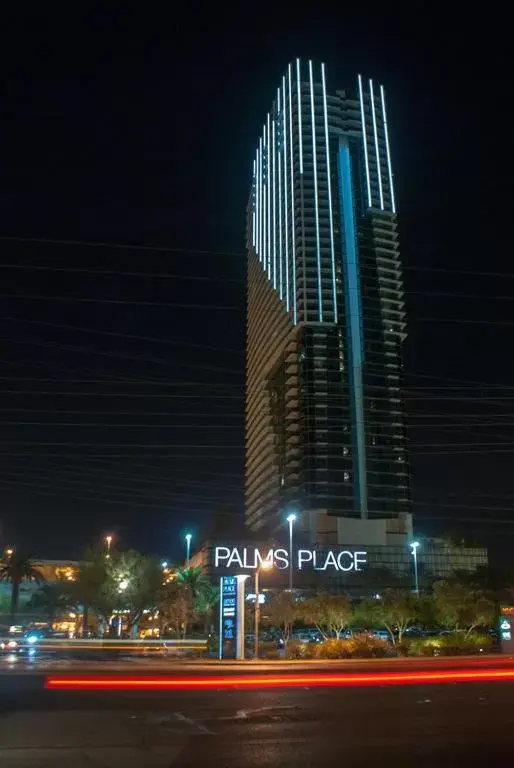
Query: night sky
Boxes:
[{"xmin": 0, "ymin": 8, "xmax": 510, "ymax": 562}]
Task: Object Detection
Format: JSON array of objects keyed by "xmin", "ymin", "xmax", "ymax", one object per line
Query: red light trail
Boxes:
[{"xmin": 45, "ymin": 668, "xmax": 514, "ymax": 691}]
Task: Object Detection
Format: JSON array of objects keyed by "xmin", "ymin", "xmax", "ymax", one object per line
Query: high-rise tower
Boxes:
[{"xmin": 245, "ymin": 60, "xmax": 410, "ymax": 543}]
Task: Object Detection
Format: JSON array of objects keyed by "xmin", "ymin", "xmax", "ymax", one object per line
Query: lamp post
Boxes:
[
  {"xmin": 286, "ymin": 513, "xmax": 296, "ymax": 591},
  {"xmin": 254, "ymin": 559, "xmax": 273, "ymax": 659},
  {"xmin": 105, "ymin": 535, "xmax": 112, "ymax": 558},
  {"xmin": 411, "ymin": 541, "xmax": 420, "ymax": 595},
  {"xmin": 185, "ymin": 533, "xmax": 192, "ymax": 566}
]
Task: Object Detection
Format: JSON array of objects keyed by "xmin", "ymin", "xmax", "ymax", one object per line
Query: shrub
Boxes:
[
  {"xmin": 350, "ymin": 632, "xmax": 392, "ymax": 658},
  {"xmin": 286, "ymin": 641, "xmax": 315, "ymax": 660},
  {"xmin": 313, "ymin": 638, "xmax": 355, "ymax": 659},
  {"xmin": 408, "ymin": 632, "xmax": 493, "ymax": 657},
  {"xmin": 265, "ymin": 650, "xmax": 281, "ymax": 660}
]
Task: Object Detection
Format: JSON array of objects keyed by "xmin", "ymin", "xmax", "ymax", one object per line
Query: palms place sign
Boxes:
[{"xmin": 214, "ymin": 546, "xmax": 367, "ymax": 573}]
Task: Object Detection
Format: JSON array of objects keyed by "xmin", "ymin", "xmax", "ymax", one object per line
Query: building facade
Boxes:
[{"xmin": 246, "ymin": 59, "xmax": 409, "ymax": 542}]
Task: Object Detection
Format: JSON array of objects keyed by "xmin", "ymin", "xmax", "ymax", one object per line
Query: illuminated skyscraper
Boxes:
[{"xmin": 245, "ymin": 60, "xmax": 410, "ymax": 542}]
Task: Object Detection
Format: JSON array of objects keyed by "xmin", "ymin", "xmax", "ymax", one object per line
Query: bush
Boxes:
[
  {"xmin": 350, "ymin": 633, "xmax": 392, "ymax": 658},
  {"xmin": 313, "ymin": 638, "xmax": 355, "ymax": 659},
  {"xmin": 265, "ymin": 650, "xmax": 281, "ymax": 660},
  {"xmin": 286, "ymin": 641, "xmax": 315, "ymax": 660},
  {"xmin": 408, "ymin": 632, "xmax": 493, "ymax": 657}
]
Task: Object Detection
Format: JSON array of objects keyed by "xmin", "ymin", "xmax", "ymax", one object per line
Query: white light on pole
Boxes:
[
  {"xmin": 254, "ymin": 559, "xmax": 273, "ymax": 659},
  {"xmin": 411, "ymin": 541, "xmax": 420, "ymax": 594},
  {"xmin": 236, "ymin": 574, "xmax": 250, "ymax": 661},
  {"xmin": 286, "ymin": 513, "xmax": 297, "ymax": 590},
  {"xmin": 185, "ymin": 534, "xmax": 192, "ymax": 566}
]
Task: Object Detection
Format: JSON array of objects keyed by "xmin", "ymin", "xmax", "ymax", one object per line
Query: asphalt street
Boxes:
[{"xmin": 1, "ymin": 669, "xmax": 514, "ymax": 766}]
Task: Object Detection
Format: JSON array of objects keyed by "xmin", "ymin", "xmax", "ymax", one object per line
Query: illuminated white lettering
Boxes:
[
  {"xmin": 297, "ymin": 549, "xmax": 313, "ymax": 569},
  {"xmin": 226, "ymin": 548, "xmax": 244, "ymax": 569},
  {"xmin": 274, "ymin": 549, "xmax": 289, "ymax": 570},
  {"xmin": 214, "ymin": 547, "xmax": 230, "ymax": 567},
  {"xmin": 322, "ymin": 551, "xmax": 338, "ymax": 571},
  {"xmin": 337, "ymin": 551, "xmax": 355, "ymax": 572},
  {"xmin": 354, "ymin": 551, "xmax": 367, "ymax": 571},
  {"xmin": 256, "ymin": 548, "xmax": 275, "ymax": 568}
]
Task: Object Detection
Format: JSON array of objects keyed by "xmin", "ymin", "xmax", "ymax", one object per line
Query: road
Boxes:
[{"xmin": 1, "ymin": 661, "xmax": 514, "ymax": 765}]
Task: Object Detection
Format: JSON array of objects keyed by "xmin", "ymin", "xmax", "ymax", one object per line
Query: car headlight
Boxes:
[
  {"xmin": 26, "ymin": 636, "xmax": 38, "ymax": 645},
  {"xmin": 7, "ymin": 640, "xmax": 17, "ymax": 649}
]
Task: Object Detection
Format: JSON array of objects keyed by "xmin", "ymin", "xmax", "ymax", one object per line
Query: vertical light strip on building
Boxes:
[
  {"xmin": 321, "ymin": 62, "xmax": 337, "ymax": 323},
  {"xmin": 296, "ymin": 58, "xmax": 303, "ymax": 174},
  {"xmin": 263, "ymin": 122, "xmax": 267, "ymax": 272},
  {"xmin": 258, "ymin": 137, "xmax": 263, "ymax": 259},
  {"xmin": 338, "ymin": 141, "xmax": 367, "ymax": 518},
  {"xmin": 380, "ymin": 84, "xmax": 396, "ymax": 213},
  {"xmin": 282, "ymin": 75, "xmax": 290, "ymax": 312},
  {"xmin": 277, "ymin": 88, "xmax": 283, "ymax": 300},
  {"xmin": 272, "ymin": 119, "xmax": 277, "ymax": 289},
  {"xmin": 357, "ymin": 74, "xmax": 372, "ymax": 209},
  {"xmin": 309, "ymin": 60, "xmax": 322, "ymax": 322},
  {"xmin": 288, "ymin": 63, "xmax": 297, "ymax": 324},
  {"xmin": 369, "ymin": 78, "xmax": 384, "ymax": 210},
  {"xmin": 267, "ymin": 113, "xmax": 272, "ymax": 280},
  {"xmin": 252, "ymin": 158, "xmax": 256, "ymax": 247}
]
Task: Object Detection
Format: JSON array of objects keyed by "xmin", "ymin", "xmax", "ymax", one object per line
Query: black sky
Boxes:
[{"xmin": 0, "ymin": 7, "xmax": 510, "ymax": 561}]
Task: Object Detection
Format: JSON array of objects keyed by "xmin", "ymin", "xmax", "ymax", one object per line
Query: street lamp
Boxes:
[
  {"xmin": 286, "ymin": 513, "xmax": 296, "ymax": 591},
  {"xmin": 410, "ymin": 541, "xmax": 420, "ymax": 595},
  {"xmin": 185, "ymin": 533, "xmax": 192, "ymax": 566},
  {"xmin": 254, "ymin": 559, "xmax": 273, "ymax": 659},
  {"xmin": 105, "ymin": 535, "xmax": 113, "ymax": 558}
]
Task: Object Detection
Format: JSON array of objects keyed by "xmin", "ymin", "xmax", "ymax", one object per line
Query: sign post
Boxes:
[
  {"xmin": 219, "ymin": 576, "xmax": 237, "ymax": 659},
  {"xmin": 236, "ymin": 575, "xmax": 248, "ymax": 660},
  {"xmin": 499, "ymin": 606, "xmax": 514, "ymax": 654}
]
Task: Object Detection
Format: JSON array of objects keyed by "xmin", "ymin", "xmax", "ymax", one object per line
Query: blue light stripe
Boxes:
[
  {"xmin": 380, "ymin": 84, "xmax": 396, "ymax": 213},
  {"xmin": 282, "ymin": 76, "xmax": 290, "ymax": 313},
  {"xmin": 272, "ymin": 118, "xmax": 277, "ymax": 289},
  {"xmin": 338, "ymin": 141, "xmax": 367, "ymax": 518},
  {"xmin": 357, "ymin": 75, "xmax": 372, "ymax": 209},
  {"xmin": 321, "ymin": 62, "xmax": 337, "ymax": 323},
  {"xmin": 267, "ymin": 113, "xmax": 271, "ymax": 280},
  {"xmin": 259, "ymin": 137, "xmax": 263, "ymax": 259},
  {"xmin": 252, "ymin": 158, "xmax": 256, "ymax": 247},
  {"xmin": 296, "ymin": 58, "xmax": 303, "ymax": 174},
  {"xmin": 288, "ymin": 63, "xmax": 297, "ymax": 324},
  {"xmin": 369, "ymin": 79, "xmax": 384, "ymax": 210},
  {"xmin": 263, "ymin": 123, "xmax": 267, "ymax": 272},
  {"xmin": 309, "ymin": 60, "xmax": 322, "ymax": 322},
  {"xmin": 278, "ymin": 139, "xmax": 283, "ymax": 300}
]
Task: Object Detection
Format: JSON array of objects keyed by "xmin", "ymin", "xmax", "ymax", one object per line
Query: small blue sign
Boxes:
[{"xmin": 219, "ymin": 576, "xmax": 238, "ymax": 659}]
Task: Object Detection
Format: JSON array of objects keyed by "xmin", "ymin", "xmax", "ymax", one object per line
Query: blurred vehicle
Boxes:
[
  {"xmin": 293, "ymin": 630, "xmax": 322, "ymax": 644},
  {"xmin": 0, "ymin": 638, "xmax": 19, "ymax": 654},
  {"xmin": 16, "ymin": 627, "xmax": 54, "ymax": 654}
]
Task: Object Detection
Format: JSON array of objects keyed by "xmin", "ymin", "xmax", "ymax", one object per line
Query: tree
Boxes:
[
  {"xmin": 175, "ymin": 566, "xmax": 210, "ymax": 601},
  {"xmin": 433, "ymin": 580, "xmax": 495, "ymax": 636},
  {"xmin": 27, "ymin": 582, "xmax": 73, "ymax": 622},
  {"xmin": 105, "ymin": 550, "xmax": 163, "ymax": 637},
  {"xmin": 159, "ymin": 581, "xmax": 194, "ymax": 638},
  {"xmin": 360, "ymin": 589, "xmax": 418, "ymax": 645},
  {"xmin": 72, "ymin": 548, "xmax": 110, "ymax": 635},
  {"xmin": 194, "ymin": 584, "xmax": 219, "ymax": 635},
  {"xmin": 264, "ymin": 592, "xmax": 300, "ymax": 645},
  {"xmin": 0, "ymin": 554, "xmax": 44, "ymax": 623},
  {"xmin": 301, "ymin": 593, "xmax": 352, "ymax": 639}
]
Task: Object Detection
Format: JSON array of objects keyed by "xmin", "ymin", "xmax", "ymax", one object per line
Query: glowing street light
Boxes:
[
  {"xmin": 105, "ymin": 535, "xmax": 113, "ymax": 558},
  {"xmin": 161, "ymin": 561, "xmax": 168, "ymax": 569},
  {"xmin": 5, "ymin": 548, "xmax": 14, "ymax": 558},
  {"xmin": 185, "ymin": 533, "xmax": 192, "ymax": 566},
  {"xmin": 286, "ymin": 513, "xmax": 297, "ymax": 590},
  {"xmin": 254, "ymin": 559, "xmax": 273, "ymax": 659},
  {"xmin": 410, "ymin": 541, "xmax": 420, "ymax": 595}
]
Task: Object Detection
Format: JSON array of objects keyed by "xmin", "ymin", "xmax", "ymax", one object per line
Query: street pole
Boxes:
[
  {"xmin": 185, "ymin": 534, "xmax": 192, "ymax": 566},
  {"xmin": 411, "ymin": 541, "xmax": 420, "ymax": 594},
  {"xmin": 286, "ymin": 514, "xmax": 296, "ymax": 591},
  {"xmin": 254, "ymin": 568, "xmax": 260, "ymax": 659}
]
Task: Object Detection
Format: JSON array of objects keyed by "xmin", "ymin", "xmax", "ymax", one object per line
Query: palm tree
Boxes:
[
  {"xmin": 175, "ymin": 566, "xmax": 209, "ymax": 600},
  {"xmin": 28, "ymin": 582, "xmax": 73, "ymax": 622},
  {"xmin": 195, "ymin": 584, "xmax": 219, "ymax": 635},
  {"xmin": 0, "ymin": 554, "xmax": 44, "ymax": 624}
]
